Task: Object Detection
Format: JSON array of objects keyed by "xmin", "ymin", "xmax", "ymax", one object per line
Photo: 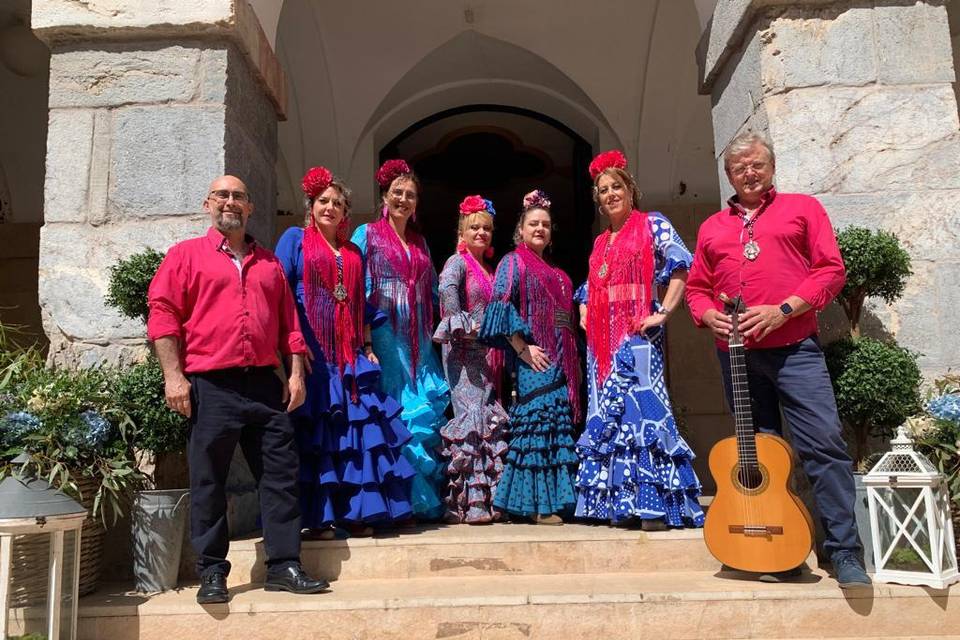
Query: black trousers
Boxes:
[{"xmin": 188, "ymin": 367, "xmax": 301, "ymax": 576}]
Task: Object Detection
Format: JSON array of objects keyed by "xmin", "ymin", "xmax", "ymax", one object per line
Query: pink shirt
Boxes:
[
  {"xmin": 147, "ymin": 227, "xmax": 306, "ymax": 374},
  {"xmin": 685, "ymin": 189, "xmax": 845, "ymax": 350}
]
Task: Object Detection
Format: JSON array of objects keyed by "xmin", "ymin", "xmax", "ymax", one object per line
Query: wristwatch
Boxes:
[{"xmin": 779, "ymin": 302, "xmax": 794, "ymax": 317}]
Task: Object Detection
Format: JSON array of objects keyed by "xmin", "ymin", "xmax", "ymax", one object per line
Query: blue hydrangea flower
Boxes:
[
  {"xmin": 73, "ymin": 410, "xmax": 114, "ymax": 450},
  {"xmin": 483, "ymin": 199, "xmax": 496, "ymax": 217},
  {"xmin": 928, "ymin": 393, "xmax": 960, "ymax": 426},
  {"xmin": 1, "ymin": 411, "xmax": 42, "ymax": 448}
]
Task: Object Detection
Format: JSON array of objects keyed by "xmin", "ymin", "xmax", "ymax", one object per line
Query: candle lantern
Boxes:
[
  {"xmin": 1, "ymin": 454, "xmax": 86, "ymax": 639},
  {"xmin": 864, "ymin": 426, "xmax": 960, "ymax": 588}
]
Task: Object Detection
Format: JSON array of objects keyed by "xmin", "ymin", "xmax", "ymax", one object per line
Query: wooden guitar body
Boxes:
[{"xmin": 705, "ymin": 432, "xmax": 814, "ymax": 573}]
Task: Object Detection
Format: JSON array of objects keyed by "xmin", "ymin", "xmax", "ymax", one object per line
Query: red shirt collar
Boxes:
[
  {"xmin": 205, "ymin": 226, "xmax": 257, "ymax": 252},
  {"xmin": 726, "ymin": 187, "xmax": 778, "ymax": 216}
]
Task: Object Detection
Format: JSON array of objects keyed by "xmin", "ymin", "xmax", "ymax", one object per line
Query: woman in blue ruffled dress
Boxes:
[
  {"xmin": 276, "ymin": 166, "xmax": 415, "ymax": 538},
  {"xmin": 434, "ymin": 195, "xmax": 510, "ymax": 524},
  {"xmin": 574, "ymin": 150, "xmax": 704, "ymax": 530},
  {"xmin": 478, "ymin": 190, "xmax": 580, "ymax": 525},
  {"xmin": 351, "ymin": 159, "xmax": 450, "ymax": 521}
]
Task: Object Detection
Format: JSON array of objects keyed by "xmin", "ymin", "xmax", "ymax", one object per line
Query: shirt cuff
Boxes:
[
  {"xmin": 793, "ymin": 282, "xmax": 832, "ymax": 312},
  {"xmin": 146, "ymin": 316, "xmax": 182, "ymax": 342},
  {"xmin": 282, "ymin": 332, "xmax": 308, "ymax": 355},
  {"xmin": 686, "ymin": 299, "xmax": 713, "ymax": 327}
]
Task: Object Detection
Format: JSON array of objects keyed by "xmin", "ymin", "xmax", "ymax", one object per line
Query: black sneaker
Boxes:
[
  {"xmin": 196, "ymin": 571, "xmax": 229, "ymax": 604},
  {"xmin": 831, "ymin": 550, "xmax": 872, "ymax": 589}
]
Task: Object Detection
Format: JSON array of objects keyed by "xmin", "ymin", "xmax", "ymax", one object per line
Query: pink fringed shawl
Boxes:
[
  {"xmin": 586, "ymin": 210, "xmax": 655, "ymax": 387},
  {"xmin": 509, "ymin": 243, "xmax": 582, "ymax": 422},
  {"xmin": 366, "ymin": 218, "xmax": 435, "ymax": 381}
]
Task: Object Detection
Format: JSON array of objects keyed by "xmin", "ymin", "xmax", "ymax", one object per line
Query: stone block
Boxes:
[
  {"xmin": 875, "ymin": 1, "xmax": 955, "ymax": 86},
  {"xmin": 198, "ymin": 48, "xmax": 228, "ymax": 104},
  {"xmin": 890, "ymin": 260, "xmax": 960, "ymax": 376},
  {"xmin": 38, "ymin": 217, "xmax": 207, "ymax": 353},
  {"xmin": 767, "ymin": 84, "xmax": 960, "ymax": 195},
  {"xmin": 818, "ymin": 190, "xmax": 960, "ymax": 264},
  {"xmin": 48, "ymin": 45, "xmax": 201, "ymax": 109},
  {"xmin": 710, "ymin": 28, "xmax": 764, "ymax": 153},
  {"xmin": 109, "ymin": 105, "xmax": 225, "ymax": 218},
  {"xmin": 44, "ymin": 109, "xmax": 94, "ymax": 223},
  {"xmin": 32, "ymin": 0, "xmax": 232, "ymax": 33},
  {"xmin": 762, "ymin": 5, "xmax": 876, "ymax": 91}
]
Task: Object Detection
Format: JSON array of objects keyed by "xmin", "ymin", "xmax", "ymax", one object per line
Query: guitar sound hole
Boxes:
[{"xmin": 738, "ymin": 465, "xmax": 764, "ymax": 490}]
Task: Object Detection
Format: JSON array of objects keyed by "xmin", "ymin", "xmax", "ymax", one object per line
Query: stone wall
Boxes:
[
  {"xmin": 703, "ymin": 0, "xmax": 960, "ymax": 377},
  {"xmin": 38, "ymin": 39, "xmax": 278, "ymax": 367}
]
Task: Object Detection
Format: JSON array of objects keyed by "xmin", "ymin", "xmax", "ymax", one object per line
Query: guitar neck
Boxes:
[{"xmin": 728, "ymin": 342, "xmax": 759, "ymax": 468}]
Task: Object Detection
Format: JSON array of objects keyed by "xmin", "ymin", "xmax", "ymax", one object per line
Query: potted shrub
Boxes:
[
  {"xmin": 0, "ymin": 339, "xmax": 143, "ymax": 600},
  {"xmin": 909, "ymin": 374, "xmax": 960, "ymax": 559},
  {"xmin": 825, "ymin": 226, "xmax": 921, "ymax": 569},
  {"xmin": 106, "ymin": 248, "xmax": 192, "ymax": 592}
]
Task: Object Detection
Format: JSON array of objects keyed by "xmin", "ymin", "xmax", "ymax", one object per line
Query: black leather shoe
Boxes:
[
  {"xmin": 264, "ymin": 565, "xmax": 330, "ymax": 594},
  {"xmin": 196, "ymin": 572, "xmax": 229, "ymax": 604}
]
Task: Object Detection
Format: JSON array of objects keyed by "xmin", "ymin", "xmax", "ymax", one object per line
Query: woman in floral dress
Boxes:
[{"xmin": 434, "ymin": 195, "xmax": 510, "ymax": 524}]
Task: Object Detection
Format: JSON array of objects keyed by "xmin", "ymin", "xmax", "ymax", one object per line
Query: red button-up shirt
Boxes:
[
  {"xmin": 147, "ymin": 227, "xmax": 306, "ymax": 374},
  {"xmin": 685, "ymin": 189, "xmax": 845, "ymax": 350}
]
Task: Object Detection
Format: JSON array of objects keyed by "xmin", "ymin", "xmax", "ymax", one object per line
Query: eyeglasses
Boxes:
[
  {"xmin": 208, "ymin": 190, "xmax": 249, "ymax": 203},
  {"xmin": 728, "ymin": 161, "xmax": 769, "ymax": 178}
]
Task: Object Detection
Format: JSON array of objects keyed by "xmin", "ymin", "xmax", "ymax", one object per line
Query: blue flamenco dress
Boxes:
[
  {"xmin": 276, "ymin": 227, "xmax": 415, "ymax": 527},
  {"xmin": 574, "ymin": 211, "xmax": 705, "ymax": 527},
  {"xmin": 478, "ymin": 249, "xmax": 579, "ymax": 517},
  {"xmin": 352, "ymin": 223, "xmax": 451, "ymax": 519}
]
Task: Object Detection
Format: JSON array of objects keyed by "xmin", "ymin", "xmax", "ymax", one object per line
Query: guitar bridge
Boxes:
[{"xmin": 728, "ymin": 525, "xmax": 784, "ymax": 536}]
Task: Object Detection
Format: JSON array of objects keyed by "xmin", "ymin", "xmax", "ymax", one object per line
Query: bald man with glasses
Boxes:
[{"xmin": 148, "ymin": 175, "xmax": 328, "ymax": 604}]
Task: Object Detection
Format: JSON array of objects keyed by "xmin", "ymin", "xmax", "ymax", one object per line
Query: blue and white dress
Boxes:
[{"xmin": 574, "ymin": 212, "xmax": 705, "ymax": 527}]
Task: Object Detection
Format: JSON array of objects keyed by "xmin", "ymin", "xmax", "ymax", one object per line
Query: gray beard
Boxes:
[{"xmin": 215, "ymin": 211, "xmax": 243, "ymax": 233}]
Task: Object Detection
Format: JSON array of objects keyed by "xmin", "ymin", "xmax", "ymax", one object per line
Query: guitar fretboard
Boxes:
[{"xmin": 729, "ymin": 341, "xmax": 758, "ymax": 470}]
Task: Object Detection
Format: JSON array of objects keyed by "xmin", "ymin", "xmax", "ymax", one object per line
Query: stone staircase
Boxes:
[{"xmin": 70, "ymin": 524, "xmax": 959, "ymax": 639}]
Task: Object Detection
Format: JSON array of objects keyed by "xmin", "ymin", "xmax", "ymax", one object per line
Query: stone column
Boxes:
[
  {"xmin": 33, "ymin": 0, "xmax": 286, "ymax": 367},
  {"xmin": 701, "ymin": 0, "xmax": 960, "ymax": 376}
]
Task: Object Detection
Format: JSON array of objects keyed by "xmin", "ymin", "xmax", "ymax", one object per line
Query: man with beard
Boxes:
[
  {"xmin": 685, "ymin": 133, "xmax": 870, "ymax": 588},
  {"xmin": 148, "ymin": 175, "xmax": 329, "ymax": 604}
]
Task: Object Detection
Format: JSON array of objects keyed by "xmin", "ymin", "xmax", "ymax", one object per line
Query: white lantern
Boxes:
[
  {"xmin": 864, "ymin": 426, "xmax": 960, "ymax": 588},
  {"xmin": 0, "ymin": 455, "xmax": 87, "ymax": 640}
]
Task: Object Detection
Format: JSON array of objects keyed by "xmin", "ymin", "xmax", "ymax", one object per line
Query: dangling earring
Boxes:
[{"xmin": 381, "ymin": 204, "xmax": 390, "ymax": 219}]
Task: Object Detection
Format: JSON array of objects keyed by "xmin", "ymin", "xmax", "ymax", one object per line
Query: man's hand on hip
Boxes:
[
  {"xmin": 739, "ymin": 304, "xmax": 788, "ymax": 341},
  {"xmin": 164, "ymin": 374, "xmax": 192, "ymax": 418}
]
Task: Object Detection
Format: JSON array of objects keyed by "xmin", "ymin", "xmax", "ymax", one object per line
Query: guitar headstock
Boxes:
[{"xmin": 720, "ymin": 293, "xmax": 746, "ymax": 346}]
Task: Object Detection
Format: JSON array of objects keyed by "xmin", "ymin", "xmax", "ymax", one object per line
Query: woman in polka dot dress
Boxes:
[{"xmin": 574, "ymin": 150, "xmax": 705, "ymax": 530}]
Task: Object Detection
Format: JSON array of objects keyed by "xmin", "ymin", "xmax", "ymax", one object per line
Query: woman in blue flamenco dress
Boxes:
[
  {"xmin": 478, "ymin": 190, "xmax": 580, "ymax": 525},
  {"xmin": 276, "ymin": 166, "xmax": 416, "ymax": 538},
  {"xmin": 575, "ymin": 150, "xmax": 704, "ymax": 530},
  {"xmin": 351, "ymin": 159, "xmax": 450, "ymax": 521}
]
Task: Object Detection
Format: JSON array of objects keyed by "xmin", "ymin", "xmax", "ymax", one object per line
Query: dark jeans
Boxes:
[
  {"xmin": 188, "ymin": 367, "xmax": 301, "ymax": 577},
  {"xmin": 717, "ymin": 336, "xmax": 861, "ymax": 556}
]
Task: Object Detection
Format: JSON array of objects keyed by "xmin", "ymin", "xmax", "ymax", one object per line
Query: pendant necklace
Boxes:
[
  {"xmin": 740, "ymin": 205, "xmax": 764, "ymax": 261},
  {"xmin": 598, "ymin": 231, "xmax": 615, "ymax": 278},
  {"xmin": 332, "ymin": 252, "xmax": 348, "ymax": 301}
]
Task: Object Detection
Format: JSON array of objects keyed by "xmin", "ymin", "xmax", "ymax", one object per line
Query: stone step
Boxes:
[
  {"xmin": 223, "ymin": 523, "xmax": 721, "ymax": 586},
  {"xmin": 71, "ymin": 570, "xmax": 958, "ymax": 640}
]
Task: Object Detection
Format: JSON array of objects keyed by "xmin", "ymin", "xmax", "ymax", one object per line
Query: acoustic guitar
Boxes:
[{"xmin": 703, "ymin": 295, "xmax": 814, "ymax": 573}]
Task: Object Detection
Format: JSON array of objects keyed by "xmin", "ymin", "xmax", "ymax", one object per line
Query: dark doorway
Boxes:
[{"xmin": 380, "ymin": 105, "xmax": 594, "ymax": 287}]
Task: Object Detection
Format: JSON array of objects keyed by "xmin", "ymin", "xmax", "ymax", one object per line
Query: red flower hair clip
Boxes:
[
  {"xmin": 588, "ymin": 150, "xmax": 628, "ymax": 180},
  {"xmin": 376, "ymin": 159, "xmax": 412, "ymax": 189},
  {"xmin": 301, "ymin": 166, "xmax": 333, "ymax": 200},
  {"xmin": 459, "ymin": 195, "xmax": 494, "ymax": 216}
]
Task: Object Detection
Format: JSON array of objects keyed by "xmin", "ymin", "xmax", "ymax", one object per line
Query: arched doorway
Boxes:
[{"xmin": 380, "ymin": 106, "xmax": 594, "ymax": 284}]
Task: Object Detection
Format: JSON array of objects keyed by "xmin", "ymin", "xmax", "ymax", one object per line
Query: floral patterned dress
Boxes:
[{"xmin": 433, "ymin": 252, "xmax": 510, "ymax": 523}]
